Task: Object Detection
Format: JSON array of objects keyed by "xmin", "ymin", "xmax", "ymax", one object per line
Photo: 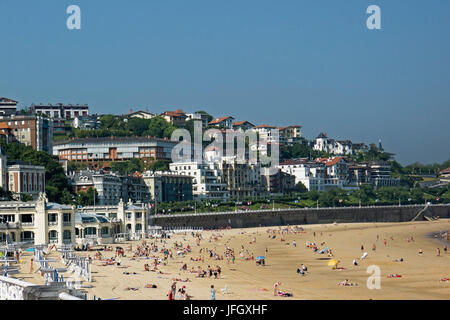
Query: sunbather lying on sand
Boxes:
[
  {"xmin": 171, "ymin": 278, "xmax": 191, "ymax": 282},
  {"xmin": 277, "ymin": 291, "xmax": 293, "ymax": 297},
  {"xmin": 338, "ymin": 279, "xmax": 357, "ymax": 286},
  {"xmin": 387, "ymin": 274, "xmax": 402, "ymax": 278}
]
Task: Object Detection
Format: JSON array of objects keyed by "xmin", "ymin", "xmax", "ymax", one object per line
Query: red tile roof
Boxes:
[
  {"xmin": 439, "ymin": 167, "xmax": 450, "ymax": 174},
  {"xmin": 161, "ymin": 110, "xmax": 186, "ymax": 117},
  {"xmin": 233, "ymin": 120, "xmax": 254, "ymax": 126},
  {"xmin": 316, "ymin": 157, "xmax": 344, "ymax": 167},
  {"xmin": 209, "ymin": 116, "xmax": 234, "ymax": 125}
]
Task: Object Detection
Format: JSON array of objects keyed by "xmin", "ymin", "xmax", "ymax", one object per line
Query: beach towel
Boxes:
[{"xmin": 361, "ymin": 252, "xmax": 368, "ymax": 260}]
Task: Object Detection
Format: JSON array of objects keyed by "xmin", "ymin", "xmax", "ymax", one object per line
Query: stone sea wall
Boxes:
[{"xmin": 150, "ymin": 204, "xmax": 450, "ymax": 230}]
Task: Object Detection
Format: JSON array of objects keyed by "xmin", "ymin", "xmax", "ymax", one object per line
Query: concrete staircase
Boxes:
[{"xmin": 411, "ymin": 204, "xmax": 431, "ymax": 222}]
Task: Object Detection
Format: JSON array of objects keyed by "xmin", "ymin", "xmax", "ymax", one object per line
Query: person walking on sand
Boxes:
[
  {"xmin": 29, "ymin": 258, "xmax": 34, "ymax": 273},
  {"xmin": 274, "ymin": 281, "xmax": 281, "ymax": 296},
  {"xmin": 211, "ymin": 285, "xmax": 216, "ymax": 300},
  {"xmin": 436, "ymin": 248, "xmax": 440, "ymax": 256}
]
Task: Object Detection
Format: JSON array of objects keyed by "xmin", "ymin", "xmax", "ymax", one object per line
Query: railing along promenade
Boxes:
[{"xmin": 152, "ymin": 203, "xmax": 450, "ymax": 219}]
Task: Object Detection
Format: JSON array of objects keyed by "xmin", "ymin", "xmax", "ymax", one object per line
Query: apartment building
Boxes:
[
  {"xmin": 69, "ymin": 170, "xmax": 150, "ymax": 205},
  {"xmin": 53, "ymin": 136, "xmax": 176, "ymax": 163},
  {"xmin": 0, "ymin": 115, "xmax": 53, "ymax": 153},
  {"xmin": 253, "ymin": 125, "xmax": 278, "ymax": 144},
  {"xmin": 142, "ymin": 171, "xmax": 193, "ymax": 203},
  {"xmin": 278, "ymin": 159, "xmax": 328, "ymax": 191},
  {"xmin": 30, "ymin": 103, "xmax": 89, "ymax": 119},
  {"xmin": 0, "ymin": 97, "xmax": 18, "ymax": 116},
  {"xmin": 261, "ymin": 168, "xmax": 296, "ymax": 194},
  {"xmin": 316, "ymin": 157, "xmax": 349, "ymax": 189},
  {"xmin": 278, "ymin": 125, "xmax": 302, "ymax": 145},
  {"xmin": 170, "ymin": 162, "xmax": 229, "ymax": 201}
]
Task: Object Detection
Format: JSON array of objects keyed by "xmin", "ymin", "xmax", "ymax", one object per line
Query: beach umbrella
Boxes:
[
  {"xmin": 26, "ymin": 248, "xmax": 35, "ymax": 253},
  {"xmin": 328, "ymin": 259, "xmax": 338, "ymax": 266},
  {"xmin": 256, "ymin": 256, "xmax": 265, "ymax": 260}
]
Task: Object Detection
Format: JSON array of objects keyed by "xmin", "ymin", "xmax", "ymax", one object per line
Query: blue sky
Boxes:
[{"xmin": 1, "ymin": 0, "xmax": 449, "ymax": 165}]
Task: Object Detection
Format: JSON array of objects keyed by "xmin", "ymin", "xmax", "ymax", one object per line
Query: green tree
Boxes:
[
  {"xmin": 147, "ymin": 116, "xmax": 177, "ymax": 138},
  {"xmin": 295, "ymin": 182, "xmax": 308, "ymax": 193}
]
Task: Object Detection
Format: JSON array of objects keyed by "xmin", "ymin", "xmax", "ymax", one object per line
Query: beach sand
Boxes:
[{"xmin": 11, "ymin": 219, "xmax": 450, "ymax": 300}]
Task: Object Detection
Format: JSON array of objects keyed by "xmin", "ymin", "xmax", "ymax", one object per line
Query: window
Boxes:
[
  {"xmin": 48, "ymin": 230, "xmax": 58, "ymax": 240},
  {"xmin": 63, "ymin": 213, "xmax": 71, "ymax": 223},
  {"xmin": 63, "ymin": 230, "xmax": 71, "ymax": 240},
  {"xmin": 101, "ymin": 227, "xmax": 109, "ymax": 236}
]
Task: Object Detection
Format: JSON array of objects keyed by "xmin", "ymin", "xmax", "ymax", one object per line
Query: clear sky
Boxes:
[{"xmin": 1, "ymin": 0, "xmax": 449, "ymax": 165}]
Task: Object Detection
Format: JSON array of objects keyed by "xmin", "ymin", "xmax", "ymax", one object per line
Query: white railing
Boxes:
[
  {"xmin": 21, "ymin": 222, "xmax": 34, "ymax": 227},
  {"xmin": 151, "ymin": 203, "xmax": 450, "ymax": 218}
]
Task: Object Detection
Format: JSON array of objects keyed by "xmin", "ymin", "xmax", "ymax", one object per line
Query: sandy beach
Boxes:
[{"xmin": 11, "ymin": 219, "xmax": 450, "ymax": 300}]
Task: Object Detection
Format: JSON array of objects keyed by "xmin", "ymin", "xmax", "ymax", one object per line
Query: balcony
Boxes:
[
  {"xmin": 21, "ymin": 222, "xmax": 34, "ymax": 227},
  {"xmin": 0, "ymin": 222, "xmax": 19, "ymax": 229},
  {"xmin": 48, "ymin": 221, "xmax": 58, "ymax": 227}
]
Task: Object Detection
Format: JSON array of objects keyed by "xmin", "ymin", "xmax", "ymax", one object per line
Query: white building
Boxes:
[
  {"xmin": 0, "ymin": 193, "xmax": 75, "ymax": 245},
  {"xmin": 0, "ymin": 97, "xmax": 18, "ymax": 116},
  {"xmin": 0, "ymin": 149, "xmax": 45, "ymax": 199},
  {"xmin": 278, "ymin": 159, "xmax": 328, "ymax": 191},
  {"xmin": 129, "ymin": 110, "xmax": 155, "ymax": 120},
  {"xmin": 170, "ymin": 162, "xmax": 229, "ymax": 201},
  {"xmin": 76, "ymin": 198, "xmax": 148, "ymax": 243},
  {"xmin": 0, "ymin": 194, "xmax": 150, "ymax": 246},
  {"xmin": 313, "ymin": 133, "xmax": 353, "ymax": 155},
  {"xmin": 30, "ymin": 103, "xmax": 89, "ymax": 119},
  {"xmin": 316, "ymin": 157, "xmax": 349, "ymax": 189},
  {"xmin": 253, "ymin": 125, "xmax": 278, "ymax": 144}
]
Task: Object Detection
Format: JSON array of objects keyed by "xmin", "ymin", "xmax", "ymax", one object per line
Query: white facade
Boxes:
[
  {"xmin": 253, "ymin": 125, "xmax": 278, "ymax": 144},
  {"xmin": 278, "ymin": 160, "xmax": 328, "ymax": 191},
  {"xmin": 0, "ymin": 193, "xmax": 75, "ymax": 246},
  {"xmin": 313, "ymin": 133, "xmax": 353, "ymax": 156},
  {"xmin": 170, "ymin": 162, "xmax": 229, "ymax": 201}
]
